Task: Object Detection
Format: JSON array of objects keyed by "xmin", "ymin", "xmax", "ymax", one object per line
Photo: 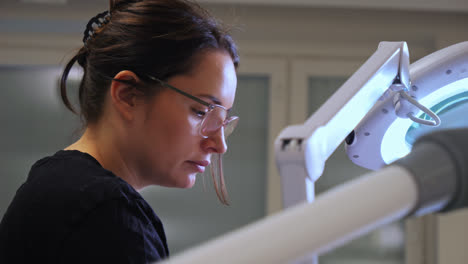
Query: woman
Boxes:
[{"xmin": 0, "ymin": 0, "xmax": 239, "ymax": 263}]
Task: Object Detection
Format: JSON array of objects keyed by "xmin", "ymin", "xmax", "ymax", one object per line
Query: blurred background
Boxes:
[{"xmin": 1, "ymin": 0, "xmax": 467, "ymax": 263}]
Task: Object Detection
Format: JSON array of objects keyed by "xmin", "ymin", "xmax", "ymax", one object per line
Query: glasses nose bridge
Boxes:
[
  {"xmin": 204, "ymin": 105, "xmax": 228, "ymax": 126},
  {"xmin": 200, "ymin": 106, "xmax": 230, "ymax": 137},
  {"xmin": 214, "ymin": 105, "xmax": 228, "ymax": 121}
]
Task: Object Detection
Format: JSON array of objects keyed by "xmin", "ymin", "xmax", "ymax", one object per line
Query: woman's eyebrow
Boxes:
[
  {"xmin": 199, "ymin": 94, "xmax": 222, "ymax": 105},
  {"xmin": 198, "ymin": 94, "xmax": 233, "ymax": 111}
]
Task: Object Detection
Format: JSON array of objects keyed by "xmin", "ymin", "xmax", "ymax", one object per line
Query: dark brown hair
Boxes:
[
  {"xmin": 61, "ymin": 0, "xmax": 239, "ymax": 123},
  {"xmin": 60, "ymin": 0, "xmax": 239, "ymax": 204}
]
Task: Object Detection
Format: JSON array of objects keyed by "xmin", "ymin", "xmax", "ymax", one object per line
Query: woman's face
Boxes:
[{"xmin": 133, "ymin": 51, "xmax": 237, "ymax": 188}]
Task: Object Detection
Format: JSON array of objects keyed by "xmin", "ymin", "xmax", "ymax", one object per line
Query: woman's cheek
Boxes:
[{"xmin": 186, "ymin": 115, "xmax": 203, "ymax": 136}]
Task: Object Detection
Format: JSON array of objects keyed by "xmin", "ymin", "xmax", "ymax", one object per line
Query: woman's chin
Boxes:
[
  {"xmin": 172, "ymin": 173, "xmax": 196, "ymax": 189},
  {"xmin": 184, "ymin": 174, "xmax": 197, "ymax": 188}
]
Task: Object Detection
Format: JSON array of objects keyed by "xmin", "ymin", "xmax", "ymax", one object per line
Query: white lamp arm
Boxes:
[{"xmin": 275, "ymin": 41, "xmax": 410, "ymax": 208}]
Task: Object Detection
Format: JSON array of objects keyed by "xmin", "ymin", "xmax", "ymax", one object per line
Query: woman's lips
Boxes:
[{"xmin": 187, "ymin": 160, "xmax": 210, "ymax": 173}]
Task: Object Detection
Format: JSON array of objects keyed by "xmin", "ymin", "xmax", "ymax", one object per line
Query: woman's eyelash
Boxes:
[{"xmin": 191, "ymin": 108, "xmax": 207, "ymax": 117}]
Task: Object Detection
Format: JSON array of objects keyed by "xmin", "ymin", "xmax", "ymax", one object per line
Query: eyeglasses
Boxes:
[{"xmin": 146, "ymin": 75, "xmax": 239, "ymax": 139}]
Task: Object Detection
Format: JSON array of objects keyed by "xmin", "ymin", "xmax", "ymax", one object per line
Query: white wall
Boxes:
[{"xmin": 1, "ymin": 2, "xmax": 468, "ymax": 65}]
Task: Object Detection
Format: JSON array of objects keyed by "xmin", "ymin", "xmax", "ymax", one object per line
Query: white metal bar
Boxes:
[
  {"xmin": 280, "ymin": 164, "xmax": 315, "ymax": 207},
  {"xmin": 160, "ymin": 165, "xmax": 418, "ymax": 264}
]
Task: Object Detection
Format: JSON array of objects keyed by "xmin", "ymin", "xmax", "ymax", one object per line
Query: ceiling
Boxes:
[
  {"xmin": 199, "ymin": 0, "xmax": 468, "ymax": 13},
  {"xmin": 5, "ymin": 0, "xmax": 468, "ymax": 13}
]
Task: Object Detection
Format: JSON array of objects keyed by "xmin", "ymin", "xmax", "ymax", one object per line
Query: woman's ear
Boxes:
[{"xmin": 110, "ymin": 70, "xmax": 144, "ymax": 121}]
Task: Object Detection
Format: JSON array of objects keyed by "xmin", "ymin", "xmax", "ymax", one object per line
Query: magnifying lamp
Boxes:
[{"xmin": 346, "ymin": 42, "xmax": 468, "ymax": 170}]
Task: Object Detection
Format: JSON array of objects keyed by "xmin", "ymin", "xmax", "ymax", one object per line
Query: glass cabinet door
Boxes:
[{"xmin": 0, "ymin": 66, "xmax": 81, "ymax": 218}]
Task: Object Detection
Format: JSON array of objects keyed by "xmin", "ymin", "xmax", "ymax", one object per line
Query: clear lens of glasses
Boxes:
[
  {"xmin": 200, "ymin": 106, "xmax": 239, "ymax": 138},
  {"xmin": 223, "ymin": 117, "xmax": 239, "ymax": 137}
]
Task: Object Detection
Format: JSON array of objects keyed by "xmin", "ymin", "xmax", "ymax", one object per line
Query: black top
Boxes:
[{"xmin": 0, "ymin": 150, "xmax": 169, "ymax": 264}]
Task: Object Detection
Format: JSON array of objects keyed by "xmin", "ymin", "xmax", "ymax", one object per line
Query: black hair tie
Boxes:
[{"xmin": 83, "ymin": 11, "xmax": 111, "ymax": 46}]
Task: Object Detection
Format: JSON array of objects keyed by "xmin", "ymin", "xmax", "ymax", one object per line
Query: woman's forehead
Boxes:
[{"xmin": 177, "ymin": 51, "xmax": 237, "ymax": 107}]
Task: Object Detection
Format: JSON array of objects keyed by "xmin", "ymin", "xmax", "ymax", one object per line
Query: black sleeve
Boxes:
[{"xmin": 59, "ymin": 198, "xmax": 166, "ymax": 264}]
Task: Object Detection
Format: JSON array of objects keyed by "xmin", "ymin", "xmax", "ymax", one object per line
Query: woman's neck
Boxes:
[{"xmin": 65, "ymin": 126, "xmax": 145, "ymax": 191}]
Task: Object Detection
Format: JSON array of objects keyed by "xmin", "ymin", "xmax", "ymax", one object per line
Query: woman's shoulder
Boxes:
[
  {"xmin": 29, "ymin": 149, "xmax": 110, "ymax": 181},
  {"xmin": 5, "ymin": 149, "xmax": 159, "ymax": 234},
  {"xmin": 28, "ymin": 150, "xmax": 142, "ymax": 202}
]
